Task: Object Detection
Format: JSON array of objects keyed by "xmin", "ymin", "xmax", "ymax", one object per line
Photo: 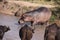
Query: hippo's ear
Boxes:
[
  {"xmin": 5, "ymin": 27, "xmax": 10, "ymax": 32},
  {"xmin": 7, "ymin": 27, "xmax": 10, "ymax": 30}
]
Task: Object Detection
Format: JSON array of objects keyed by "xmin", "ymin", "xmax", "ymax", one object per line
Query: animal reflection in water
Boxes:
[
  {"xmin": 19, "ymin": 24, "xmax": 34, "ymax": 40},
  {"xmin": 0, "ymin": 25, "xmax": 10, "ymax": 40}
]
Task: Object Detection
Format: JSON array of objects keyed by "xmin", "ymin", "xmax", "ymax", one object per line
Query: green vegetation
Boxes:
[{"xmin": 50, "ymin": 15, "xmax": 56, "ymax": 22}]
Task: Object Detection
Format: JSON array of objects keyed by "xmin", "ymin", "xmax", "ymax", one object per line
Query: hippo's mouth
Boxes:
[{"xmin": 20, "ymin": 20, "xmax": 25, "ymax": 23}]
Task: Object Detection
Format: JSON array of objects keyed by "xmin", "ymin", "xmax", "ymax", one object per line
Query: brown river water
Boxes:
[{"xmin": 0, "ymin": 13, "xmax": 46, "ymax": 40}]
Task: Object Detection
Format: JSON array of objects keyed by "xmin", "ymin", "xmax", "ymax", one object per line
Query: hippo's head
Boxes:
[
  {"xmin": 0, "ymin": 25, "xmax": 10, "ymax": 39},
  {"xmin": 3, "ymin": 26, "xmax": 10, "ymax": 32},
  {"xmin": 0, "ymin": 25, "xmax": 10, "ymax": 32},
  {"xmin": 18, "ymin": 14, "xmax": 33, "ymax": 24}
]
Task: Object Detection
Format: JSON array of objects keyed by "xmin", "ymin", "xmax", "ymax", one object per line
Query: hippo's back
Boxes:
[
  {"xmin": 33, "ymin": 8, "xmax": 51, "ymax": 22},
  {"xmin": 25, "ymin": 7, "xmax": 52, "ymax": 22}
]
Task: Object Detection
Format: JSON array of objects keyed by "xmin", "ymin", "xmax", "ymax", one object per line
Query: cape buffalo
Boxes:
[
  {"xmin": 19, "ymin": 24, "xmax": 34, "ymax": 40},
  {"xmin": 18, "ymin": 7, "xmax": 52, "ymax": 26},
  {"xmin": 0, "ymin": 25, "xmax": 10, "ymax": 40},
  {"xmin": 44, "ymin": 23, "xmax": 59, "ymax": 40}
]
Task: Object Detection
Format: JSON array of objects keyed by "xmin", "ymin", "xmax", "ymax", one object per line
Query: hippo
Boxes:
[
  {"xmin": 44, "ymin": 23, "xmax": 59, "ymax": 40},
  {"xmin": 18, "ymin": 7, "xmax": 52, "ymax": 26},
  {"xmin": 19, "ymin": 24, "xmax": 34, "ymax": 40},
  {"xmin": 0, "ymin": 25, "xmax": 10, "ymax": 40}
]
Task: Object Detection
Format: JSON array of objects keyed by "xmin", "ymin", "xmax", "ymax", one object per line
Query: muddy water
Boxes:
[{"xmin": 0, "ymin": 13, "xmax": 46, "ymax": 40}]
